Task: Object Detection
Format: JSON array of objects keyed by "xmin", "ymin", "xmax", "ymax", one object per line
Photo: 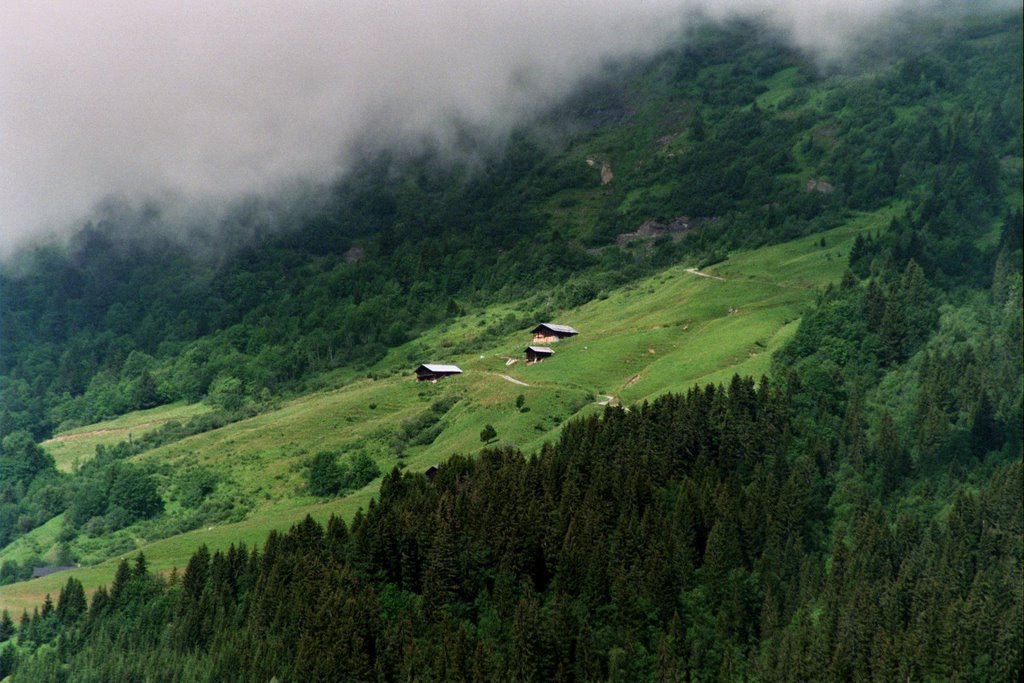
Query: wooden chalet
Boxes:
[
  {"xmin": 31, "ymin": 566, "xmax": 76, "ymax": 579},
  {"xmin": 531, "ymin": 323, "xmax": 579, "ymax": 343},
  {"xmin": 425, "ymin": 465, "xmax": 439, "ymax": 481},
  {"xmin": 525, "ymin": 345, "xmax": 554, "ymax": 364},
  {"xmin": 415, "ymin": 363, "xmax": 463, "ymax": 382}
]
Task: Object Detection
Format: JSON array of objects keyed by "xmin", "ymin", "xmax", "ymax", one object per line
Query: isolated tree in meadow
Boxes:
[{"xmin": 480, "ymin": 424, "xmax": 497, "ymax": 444}]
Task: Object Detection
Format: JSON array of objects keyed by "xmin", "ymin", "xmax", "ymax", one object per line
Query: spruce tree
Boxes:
[
  {"xmin": 968, "ymin": 392, "xmax": 1000, "ymax": 458},
  {"xmin": 56, "ymin": 577, "xmax": 87, "ymax": 625},
  {"xmin": 0, "ymin": 610, "xmax": 12, "ymax": 642},
  {"xmin": 876, "ymin": 412, "xmax": 910, "ymax": 494},
  {"xmin": 110, "ymin": 558, "xmax": 133, "ymax": 607}
]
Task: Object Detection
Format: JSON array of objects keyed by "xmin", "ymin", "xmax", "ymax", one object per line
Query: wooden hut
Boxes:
[
  {"xmin": 415, "ymin": 364, "xmax": 463, "ymax": 382},
  {"xmin": 525, "ymin": 345, "xmax": 554, "ymax": 364},
  {"xmin": 531, "ymin": 323, "xmax": 578, "ymax": 343},
  {"xmin": 31, "ymin": 566, "xmax": 76, "ymax": 579}
]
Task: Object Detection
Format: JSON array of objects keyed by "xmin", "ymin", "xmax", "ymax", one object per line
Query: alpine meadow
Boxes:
[{"xmin": 0, "ymin": 6, "xmax": 1021, "ymax": 682}]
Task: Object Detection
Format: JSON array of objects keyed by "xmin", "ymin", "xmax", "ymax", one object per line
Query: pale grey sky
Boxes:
[{"xmin": 0, "ymin": 1, "xmax": 1010, "ymax": 253}]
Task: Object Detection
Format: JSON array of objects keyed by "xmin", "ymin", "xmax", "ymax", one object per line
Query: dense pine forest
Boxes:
[
  {"xmin": 5, "ymin": 380, "xmax": 1021, "ymax": 681},
  {"xmin": 0, "ymin": 8, "xmax": 1021, "ymax": 682}
]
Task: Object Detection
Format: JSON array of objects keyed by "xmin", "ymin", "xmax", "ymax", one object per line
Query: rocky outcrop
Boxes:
[
  {"xmin": 805, "ymin": 178, "xmax": 835, "ymax": 193},
  {"xmin": 616, "ymin": 215, "xmax": 717, "ymax": 246},
  {"xmin": 586, "ymin": 156, "xmax": 614, "ymax": 185},
  {"xmin": 343, "ymin": 245, "xmax": 365, "ymax": 263}
]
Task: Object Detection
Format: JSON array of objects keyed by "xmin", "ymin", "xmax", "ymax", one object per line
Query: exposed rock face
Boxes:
[
  {"xmin": 343, "ymin": 245, "xmax": 365, "ymax": 263},
  {"xmin": 805, "ymin": 178, "xmax": 835, "ymax": 193},
  {"xmin": 586, "ymin": 155, "xmax": 614, "ymax": 185},
  {"xmin": 616, "ymin": 215, "xmax": 716, "ymax": 246}
]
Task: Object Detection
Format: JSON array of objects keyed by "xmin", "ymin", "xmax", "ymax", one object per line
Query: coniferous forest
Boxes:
[
  {"xmin": 0, "ymin": 8, "xmax": 1022, "ymax": 683},
  {"xmin": 7, "ymin": 379, "xmax": 1022, "ymax": 681}
]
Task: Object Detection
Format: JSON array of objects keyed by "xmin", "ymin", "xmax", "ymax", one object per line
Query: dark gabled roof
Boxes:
[
  {"xmin": 525, "ymin": 345, "xmax": 554, "ymax": 354},
  {"xmin": 531, "ymin": 323, "xmax": 578, "ymax": 335},
  {"xmin": 415, "ymin": 363, "xmax": 463, "ymax": 374},
  {"xmin": 31, "ymin": 566, "xmax": 76, "ymax": 579}
]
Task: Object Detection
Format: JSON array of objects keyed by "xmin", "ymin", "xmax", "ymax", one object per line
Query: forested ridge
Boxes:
[
  {"xmin": 4, "ymin": 377, "xmax": 1020, "ymax": 681},
  {"xmin": 0, "ymin": 9, "xmax": 1022, "ymax": 682}
]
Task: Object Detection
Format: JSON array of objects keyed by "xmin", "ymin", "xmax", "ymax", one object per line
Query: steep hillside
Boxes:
[
  {"xmin": 1, "ymin": 4, "xmax": 1020, "ymax": 595},
  {"xmin": 0, "ymin": 209, "xmax": 891, "ymax": 613}
]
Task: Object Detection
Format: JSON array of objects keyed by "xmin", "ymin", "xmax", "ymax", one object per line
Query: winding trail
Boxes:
[{"xmin": 684, "ymin": 267, "xmax": 726, "ymax": 281}]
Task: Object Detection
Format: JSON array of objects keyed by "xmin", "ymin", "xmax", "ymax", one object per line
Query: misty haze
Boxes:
[{"xmin": 2, "ymin": 0, "xmax": 1008, "ymax": 254}]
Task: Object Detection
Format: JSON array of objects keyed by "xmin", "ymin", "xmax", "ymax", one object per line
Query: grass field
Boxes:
[
  {"xmin": 41, "ymin": 402, "xmax": 212, "ymax": 473},
  {"xmin": 0, "ymin": 207, "xmax": 895, "ymax": 614}
]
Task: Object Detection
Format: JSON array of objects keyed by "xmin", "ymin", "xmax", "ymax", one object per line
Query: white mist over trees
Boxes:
[{"xmin": 0, "ymin": 0, "xmax": 1014, "ymax": 253}]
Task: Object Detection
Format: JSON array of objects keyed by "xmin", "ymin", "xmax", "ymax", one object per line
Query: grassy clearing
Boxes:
[
  {"xmin": 755, "ymin": 67, "xmax": 805, "ymax": 110},
  {"xmin": 42, "ymin": 402, "xmax": 212, "ymax": 473},
  {"xmin": 0, "ymin": 207, "xmax": 894, "ymax": 614},
  {"xmin": 0, "ymin": 515, "xmax": 64, "ymax": 566}
]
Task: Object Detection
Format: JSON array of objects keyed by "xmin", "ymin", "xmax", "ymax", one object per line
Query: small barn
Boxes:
[
  {"xmin": 425, "ymin": 465, "xmax": 439, "ymax": 481},
  {"xmin": 525, "ymin": 345, "xmax": 554, "ymax": 364},
  {"xmin": 531, "ymin": 323, "xmax": 579, "ymax": 343},
  {"xmin": 415, "ymin": 364, "xmax": 463, "ymax": 382},
  {"xmin": 31, "ymin": 566, "xmax": 76, "ymax": 579}
]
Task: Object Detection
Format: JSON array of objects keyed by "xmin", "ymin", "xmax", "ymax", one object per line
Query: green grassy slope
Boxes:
[
  {"xmin": 0, "ymin": 207, "xmax": 893, "ymax": 614},
  {"xmin": 40, "ymin": 402, "xmax": 212, "ymax": 473}
]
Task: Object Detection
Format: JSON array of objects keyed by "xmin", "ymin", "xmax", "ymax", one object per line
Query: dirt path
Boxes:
[
  {"xmin": 48, "ymin": 421, "xmax": 163, "ymax": 443},
  {"xmin": 684, "ymin": 267, "xmax": 726, "ymax": 281},
  {"xmin": 498, "ymin": 374, "xmax": 529, "ymax": 387},
  {"xmin": 596, "ymin": 395, "xmax": 618, "ymax": 406}
]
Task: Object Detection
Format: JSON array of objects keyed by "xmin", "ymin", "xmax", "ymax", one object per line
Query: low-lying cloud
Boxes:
[{"xmin": 0, "ymin": 1, "xmax": 1013, "ymax": 254}]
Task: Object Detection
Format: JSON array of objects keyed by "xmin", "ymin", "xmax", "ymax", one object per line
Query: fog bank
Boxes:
[{"xmin": 1, "ymin": 1, "xmax": 1013, "ymax": 253}]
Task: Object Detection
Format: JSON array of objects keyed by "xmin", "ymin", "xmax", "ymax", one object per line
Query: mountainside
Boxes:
[
  {"xmin": 0, "ymin": 10, "xmax": 1021, "ymax": 682},
  {"xmin": 0, "ymin": 214, "xmax": 885, "ymax": 613}
]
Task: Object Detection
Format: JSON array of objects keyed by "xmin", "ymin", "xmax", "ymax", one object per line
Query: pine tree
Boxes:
[
  {"xmin": 56, "ymin": 577, "xmax": 87, "ymax": 625},
  {"xmin": 133, "ymin": 552, "xmax": 149, "ymax": 578},
  {"xmin": 16, "ymin": 610, "xmax": 29, "ymax": 645},
  {"xmin": 690, "ymin": 109, "xmax": 706, "ymax": 141},
  {"xmin": 89, "ymin": 585, "xmax": 111, "ymax": 619},
  {"xmin": 875, "ymin": 412, "xmax": 910, "ymax": 494},
  {"xmin": 968, "ymin": 392, "xmax": 1000, "ymax": 458},
  {"xmin": 110, "ymin": 558, "xmax": 133, "ymax": 607},
  {"xmin": 0, "ymin": 610, "xmax": 13, "ymax": 642},
  {"xmin": 841, "ymin": 390, "xmax": 870, "ymax": 472},
  {"xmin": 423, "ymin": 493, "xmax": 460, "ymax": 617},
  {"xmin": 879, "ymin": 296, "xmax": 908, "ymax": 365},
  {"xmin": 39, "ymin": 594, "xmax": 53, "ymax": 620}
]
